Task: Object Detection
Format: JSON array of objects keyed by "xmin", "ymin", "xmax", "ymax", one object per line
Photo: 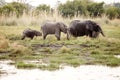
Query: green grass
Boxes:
[
  {"xmin": 0, "ymin": 19, "xmax": 120, "ymax": 70},
  {"xmin": 38, "ymin": 63, "xmax": 60, "ymax": 71},
  {"xmin": 16, "ymin": 61, "xmax": 37, "ymax": 69}
]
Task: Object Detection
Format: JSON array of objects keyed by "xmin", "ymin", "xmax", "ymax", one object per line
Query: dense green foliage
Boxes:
[
  {"xmin": 0, "ymin": 2, "xmax": 27, "ymax": 17},
  {"xmin": 105, "ymin": 6, "xmax": 120, "ymax": 19},
  {"xmin": 35, "ymin": 4, "xmax": 51, "ymax": 15},
  {"xmin": 58, "ymin": 0, "xmax": 88, "ymax": 17},
  {"xmin": 0, "ymin": 0, "xmax": 120, "ymax": 19},
  {"xmin": 36, "ymin": 4, "xmax": 50, "ymax": 12},
  {"xmin": 87, "ymin": 2, "xmax": 104, "ymax": 17},
  {"xmin": 57, "ymin": 0, "xmax": 120, "ymax": 19}
]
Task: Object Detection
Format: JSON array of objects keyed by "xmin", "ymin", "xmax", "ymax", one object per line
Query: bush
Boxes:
[
  {"xmin": 16, "ymin": 61, "xmax": 36, "ymax": 69},
  {"xmin": 0, "ymin": 2, "xmax": 28, "ymax": 17},
  {"xmin": 105, "ymin": 6, "xmax": 120, "ymax": 19},
  {"xmin": 36, "ymin": 4, "xmax": 50, "ymax": 14},
  {"xmin": 87, "ymin": 2, "xmax": 104, "ymax": 17},
  {"xmin": 59, "ymin": 46, "xmax": 71, "ymax": 53},
  {"xmin": 57, "ymin": 0, "xmax": 88, "ymax": 17}
]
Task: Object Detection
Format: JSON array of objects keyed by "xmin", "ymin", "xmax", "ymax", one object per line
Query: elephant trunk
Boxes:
[
  {"xmin": 66, "ymin": 29, "xmax": 70, "ymax": 40},
  {"xmin": 98, "ymin": 27, "xmax": 105, "ymax": 37},
  {"xmin": 100, "ymin": 30, "xmax": 105, "ymax": 37}
]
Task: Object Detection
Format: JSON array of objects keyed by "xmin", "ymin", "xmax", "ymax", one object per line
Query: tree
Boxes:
[
  {"xmin": 87, "ymin": 2, "xmax": 104, "ymax": 17},
  {"xmin": 10, "ymin": 2, "xmax": 27, "ymax": 17},
  {"xmin": 105, "ymin": 6, "xmax": 120, "ymax": 19},
  {"xmin": 57, "ymin": 0, "xmax": 88, "ymax": 17},
  {"xmin": 1, "ymin": 4, "xmax": 15, "ymax": 16},
  {"xmin": 36, "ymin": 4, "xmax": 50, "ymax": 13},
  {"xmin": 0, "ymin": 2, "xmax": 28, "ymax": 17},
  {"xmin": 58, "ymin": 1, "xmax": 75, "ymax": 17}
]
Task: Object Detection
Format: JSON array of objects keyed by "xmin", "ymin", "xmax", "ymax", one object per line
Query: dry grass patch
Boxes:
[{"xmin": 0, "ymin": 34, "xmax": 9, "ymax": 49}]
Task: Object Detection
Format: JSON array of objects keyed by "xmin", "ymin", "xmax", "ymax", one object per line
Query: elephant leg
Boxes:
[
  {"xmin": 55, "ymin": 34, "xmax": 60, "ymax": 40},
  {"xmin": 21, "ymin": 35, "xmax": 25, "ymax": 40},
  {"xmin": 55, "ymin": 32, "xmax": 60, "ymax": 40},
  {"xmin": 86, "ymin": 30, "xmax": 92, "ymax": 37},
  {"xmin": 89, "ymin": 31, "xmax": 93, "ymax": 37},
  {"xmin": 43, "ymin": 34, "xmax": 47, "ymax": 40},
  {"xmin": 30, "ymin": 36, "xmax": 34, "ymax": 39},
  {"xmin": 92, "ymin": 31, "xmax": 99, "ymax": 38},
  {"xmin": 55, "ymin": 29, "xmax": 61, "ymax": 40},
  {"xmin": 67, "ymin": 30, "xmax": 70, "ymax": 40},
  {"xmin": 85, "ymin": 30, "xmax": 89, "ymax": 37},
  {"xmin": 42, "ymin": 30, "xmax": 47, "ymax": 40}
]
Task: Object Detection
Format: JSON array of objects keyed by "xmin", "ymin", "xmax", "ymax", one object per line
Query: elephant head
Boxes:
[
  {"xmin": 57, "ymin": 22, "xmax": 70, "ymax": 40},
  {"xmin": 85, "ymin": 20, "xmax": 105, "ymax": 38},
  {"xmin": 57, "ymin": 22, "xmax": 68, "ymax": 33},
  {"xmin": 33, "ymin": 30, "xmax": 42, "ymax": 36}
]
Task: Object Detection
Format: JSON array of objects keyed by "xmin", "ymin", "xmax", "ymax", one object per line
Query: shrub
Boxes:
[
  {"xmin": 0, "ymin": 34, "xmax": 9, "ymax": 49},
  {"xmin": 59, "ymin": 46, "xmax": 71, "ymax": 53}
]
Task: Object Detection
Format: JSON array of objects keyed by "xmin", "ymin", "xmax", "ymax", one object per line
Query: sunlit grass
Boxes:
[
  {"xmin": 16, "ymin": 61, "xmax": 36, "ymax": 69},
  {"xmin": 0, "ymin": 14, "xmax": 120, "ymax": 70}
]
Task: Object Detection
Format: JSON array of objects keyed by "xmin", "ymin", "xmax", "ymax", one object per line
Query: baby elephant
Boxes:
[{"xmin": 21, "ymin": 28, "xmax": 42, "ymax": 40}]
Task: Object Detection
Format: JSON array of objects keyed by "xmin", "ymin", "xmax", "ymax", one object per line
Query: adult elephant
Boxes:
[
  {"xmin": 41, "ymin": 21, "xmax": 69, "ymax": 40},
  {"xmin": 69, "ymin": 20, "xmax": 105, "ymax": 38},
  {"xmin": 21, "ymin": 28, "xmax": 42, "ymax": 40}
]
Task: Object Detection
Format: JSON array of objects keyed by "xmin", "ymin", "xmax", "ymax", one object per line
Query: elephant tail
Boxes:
[{"xmin": 101, "ymin": 31, "xmax": 105, "ymax": 37}]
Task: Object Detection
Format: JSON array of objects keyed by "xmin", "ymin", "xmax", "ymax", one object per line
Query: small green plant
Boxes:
[
  {"xmin": 38, "ymin": 63, "xmax": 60, "ymax": 71},
  {"xmin": 91, "ymin": 50, "xmax": 100, "ymax": 54},
  {"xmin": 106, "ymin": 56, "xmax": 120, "ymax": 67},
  {"xmin": 16, "ymin": 61, "xmax": 36, "ymax": 69},
  {"xmin": 59, "ymin": 46, "xmax": 71, "ymax": 53},
  {"xmin": 67, "ymin": 59, "xmax": 83, "ymax": 67},
  {"xmin": 43, "ymin": 47, "xmax": 52, "ymax": 53}
]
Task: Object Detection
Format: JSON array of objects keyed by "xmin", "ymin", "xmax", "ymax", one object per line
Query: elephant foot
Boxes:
[{"xmin": 57, "ymin": 38, "xmax": 60, "ymax": 40}]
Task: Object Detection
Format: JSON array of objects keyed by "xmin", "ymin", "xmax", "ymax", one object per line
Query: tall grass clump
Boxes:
[
  {"xmin": 59, "ymin": 46, "xmax": 71, "ymax": 53},
  {"xmin": 9, "ymin": 42, "xmax": 33, "ymax": 56},
  {"xmin": 0, "ymin": 10, "xmax": 113, "ymax": 27},
  {"xmin": 16, "ymin": 61, "xmax": 36, "ymax": 69},
  {"xmin": 0, "ymin": 34, "xmax": 9, "ymax": 49},
  {"xmin": 0, "ymin": 15, "xmax": 17, "ymax": 26},
  {"xmin": 0, "ymin": 11, "xmax": 69, "ymax": 26},
  {"xmin": 0, "ymin": 34, "xmax": 9, "ymax": 53}
]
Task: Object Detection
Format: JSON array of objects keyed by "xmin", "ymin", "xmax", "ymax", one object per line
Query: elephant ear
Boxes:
[
  {"xmin": 33, "ymin": 30, "xmax": 41, "ymax": 36},
  {"xmin": 56, "ymin": 22, "xmax": 67, "ymax": 33},
  {"xmin": 86, "ymin": 24, "xmax": 94, "ymax": 31},
  {"xmin": 85, "ymin": 20, "xmax": 96, "ymax": 31},
  {"xmin": 56, "ymin": 22, "xmax": 61, "ymax": 27}
]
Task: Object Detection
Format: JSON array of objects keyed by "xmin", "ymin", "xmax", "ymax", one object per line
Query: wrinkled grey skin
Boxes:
[
  {"xmin": 69, "ymin": 20, "xmax": 105, "ymax": 38},
  {"xmin": 41, "ymin": 22, "xmax": 69, "ymax": 40},
  {"xmin": 21, "ymin": 28, "xmax": 42, "ymax": 40}
]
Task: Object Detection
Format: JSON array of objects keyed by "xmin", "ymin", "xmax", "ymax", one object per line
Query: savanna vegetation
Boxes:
[{"xmin": 0, "ymin": 0, "xmax": 120, "ymax": 70}]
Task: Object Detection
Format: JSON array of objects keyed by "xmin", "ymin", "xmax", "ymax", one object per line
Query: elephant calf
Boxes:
[
  {"xmin": 69, "ymin": 20, "xmax": 105, "ymax": 38},
  {"xmin": 21, "ymin": 28, "xmax": 42, "ymax": 40},
  {"xmin": 41, "ymin": 21, "xmax": 69, "ymax": 40}
]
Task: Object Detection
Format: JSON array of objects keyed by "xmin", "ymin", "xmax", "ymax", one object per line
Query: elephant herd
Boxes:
[{"xmin": 21, "ymin": 20, "xmax": 105, "ymax": 40}]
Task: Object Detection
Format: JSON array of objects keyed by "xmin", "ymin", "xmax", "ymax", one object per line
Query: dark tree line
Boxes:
[{"xmin": 0, "ymin": 0, "xmax": 120, "ymax": 19}]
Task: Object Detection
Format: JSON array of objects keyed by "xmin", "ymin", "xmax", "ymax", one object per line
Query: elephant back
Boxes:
[
  {"xmin": 69, "ymin": 20, "xmax": 87, "ymax": 37},
  {"xmin": 41, "ymin": 22, "xmax": 59, "ymax": 34}
]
